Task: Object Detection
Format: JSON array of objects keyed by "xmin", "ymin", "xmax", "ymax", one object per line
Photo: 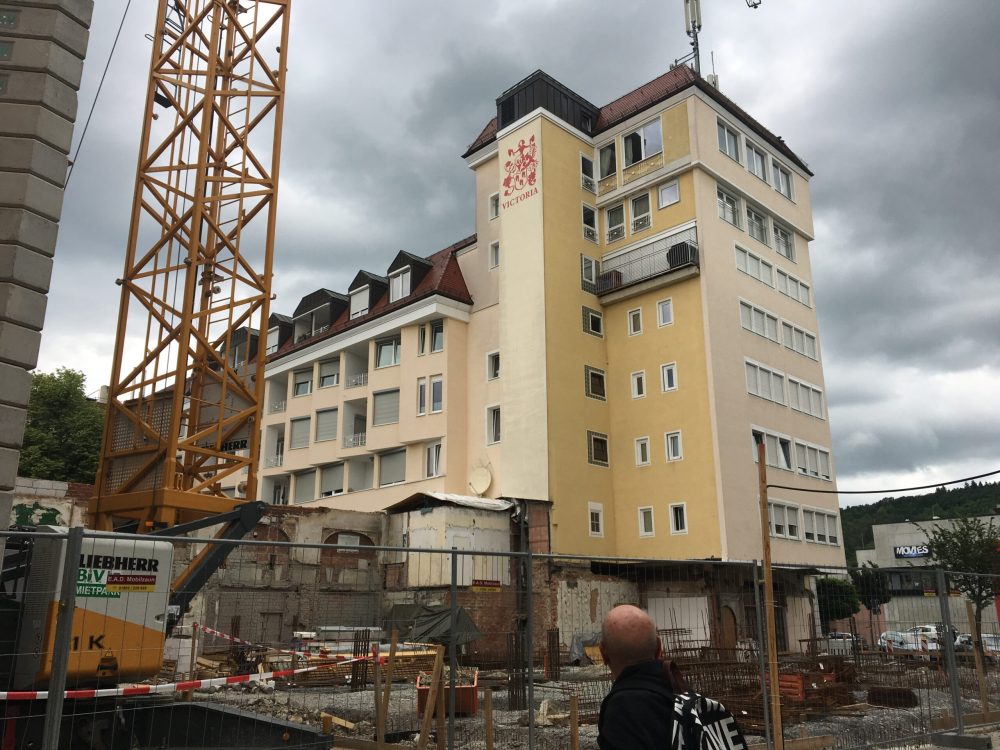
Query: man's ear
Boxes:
[{"xmin": 655, "ymin": 637, "xmax": 664, "ymax": 660}]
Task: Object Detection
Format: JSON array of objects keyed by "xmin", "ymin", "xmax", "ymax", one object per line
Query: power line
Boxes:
[
  {"xmin": 65, "ymin": 0, "xmax": 132, "ymax": 188},
  {"xmin": 767, "ymin": 467, "xmax": 1000, "ymax": 495}
]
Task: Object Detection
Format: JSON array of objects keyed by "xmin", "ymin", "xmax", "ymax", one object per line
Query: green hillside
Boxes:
[{"xmin": 841, "ymin": 480, "xmax": 1000, "ymax": 565}]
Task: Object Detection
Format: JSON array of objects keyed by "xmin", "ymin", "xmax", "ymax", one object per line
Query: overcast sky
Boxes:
[{"xmin": 40, "ymin": 0, "xmax": 1000, "ymax": 506}]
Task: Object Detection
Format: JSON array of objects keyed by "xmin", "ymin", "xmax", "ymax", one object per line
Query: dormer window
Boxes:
[
  {"xmin": 350, "ymin": 286, "xmax": 369, "ymax": 319},
  {"xmin": 266, "ymin": 327, "xmax": 280, "ymax": 354},
  {"xmin": 389, "ymin": 268, "xmax": 410, "ymax": 303}
]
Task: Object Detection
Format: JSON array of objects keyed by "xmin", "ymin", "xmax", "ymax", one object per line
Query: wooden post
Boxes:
[
  {"xmin": 380, "ymin": 630, "xmax": 399, "ymax": 730},
  {"xmin": 484, "ymin": 689, "xmax": 494, "ymax": 750},
  {"xmin": 373, "ymin": 643, "xmax": 384, "ymax": 750},
  {"xmin": 756, "ymin": 438, "xmax": 784, "ymax": 750},
  {"xmin": 436, "ymin": 665, "xmax": 445, "ymax": 750},
  {"xmin": 966, "ymin": 600, "xmax": 990, "ymax": 713},
  {"xmin": 569, "ymin": 694, "xmax": 580, "ymax": 750},
  {"xmin": 416, "ymin": 645, "xmax": 445, "ymax": 750}
]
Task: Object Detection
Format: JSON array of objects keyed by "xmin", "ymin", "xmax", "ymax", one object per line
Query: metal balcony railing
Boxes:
[
  {"xmin": 583, "ymin": 226, "xmax": 598, "ymax": 243},
  {"xmin": 597, "ymin": 226, "xmax": 699, "ymax": 296},
  {"xmin": 581, "ymin": 174, "xmax": 596, "ymax": 193},
  {"xmin": 269, "ymin": 400, "xmax": 286, "ymax": 413},
  {"xmin": 264, "ymin": 454, "xmax": 284, "ymax": 468},
  {"xmin": 345, "ymin": 371, "xmax": 368, "ymax": 389},
  {"xmin": 343, "ymin": 432, "xmax": 366, "ymax": 448}
]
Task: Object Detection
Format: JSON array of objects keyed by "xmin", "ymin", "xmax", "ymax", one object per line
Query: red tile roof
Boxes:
[
  {"xmin": 463, "ymin": 67, "xmax": 810, "ymax": 175},
  {"xmin": 269, "ymin": 235, "xmax": 476, "ymax": 362}
]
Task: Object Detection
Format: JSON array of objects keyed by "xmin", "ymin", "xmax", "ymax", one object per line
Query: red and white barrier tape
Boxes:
[
  {"xmin": 193, "ymin": 622, "xmax": 340, "ymax": 659},
  {"xmin": 0, "ymin": 654, "xmax": 370, "ymax": 701}
]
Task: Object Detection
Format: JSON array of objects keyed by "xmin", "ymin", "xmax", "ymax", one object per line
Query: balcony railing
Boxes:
[
  {"xmin": 581, "ymin": 174, "xmax": 596, "ymax": 193},
  {"xmin": 264, "ymin": 454, "xmax": 284, "ymax": 468},
  {"xmin": 597, "ymin": 227, "xmax": 699, "ymax": 296},
  {"xmin": 345, "ymin": 371, "xmax": 369, "ymax": 389},
  {"xmin": 269, "ymin": 400, "xmax": 286, "ymax": 414},
  {"xmin": 622, "ymin": 151, "xmax": 664, "ymax": 185},
  {"xmin": 598, "ymin": 174, "xmax": 617, "ymax": 196},
  {"xmin": 343, "ymin": 432, "xmax": 366, "ymax": 448}
]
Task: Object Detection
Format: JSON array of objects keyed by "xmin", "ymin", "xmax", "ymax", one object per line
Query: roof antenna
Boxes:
[
  {"xmin": 672, "ymin": 0, "xmax": 703, "ymax": 74},
  {"xmin": 706, "ymin": 50, "xmax": 720, "ymax": 89}
]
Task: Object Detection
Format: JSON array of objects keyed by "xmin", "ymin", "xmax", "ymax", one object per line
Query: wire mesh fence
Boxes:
[{"xmin": 2, "ymin": 528, "xmax": 1000, "ymax": 749}]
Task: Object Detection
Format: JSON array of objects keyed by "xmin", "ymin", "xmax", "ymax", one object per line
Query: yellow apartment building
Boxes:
[{"xmin": 253, "ymin": 67, "xmax": 845, "ymax": 567}]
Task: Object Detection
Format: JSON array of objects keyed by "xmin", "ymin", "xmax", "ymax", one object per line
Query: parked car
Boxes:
[
  {"xmin": 879, "ymin": 630, "xmax": 940, "ymax": 652},
  {"xmin": 955, "ymin": 634, "xmax": 974, "ymax": 652}
]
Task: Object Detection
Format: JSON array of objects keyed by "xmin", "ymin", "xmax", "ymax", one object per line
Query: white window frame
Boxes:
[
  {"xmin": 417, "ymin": 324, "xmax": 427, "ymax": 356},
  {"xmin": 777, "ymin": 269, "xmax": 810, "ymax": 307},
  {"xmin": 735, "ymin": 246, "xmax": 774, "ymax": 288},
  {"xmin": 425, "ymin": 441, "xmax": 442, "ymax": 478},
  {"xmin": 635, "ymin": 437, "xmax": 651, "ymax": 467},
  {"xmin": 289, "ymin": 416, "xmax": 310, "ymax": 450},
  {"xmin": 627, "ymin": 307, "xmax": 643, "ymax": 336},
  {"xmin": 768, "ymin": 500, "xmax": 800, "ymax": 540},
  {"xmin": 416, "ymin": 377, "xmax": 427, "ymax": 416},
  {"xmin": 802, "ymin": 508, "xmax": 839, "ymax": 545},
  {"xmin": 660, "ymin": 362, "xmax": 678, "ymax": 392},
  {"xmin": 375, "ymin": 336, "xmax": 401, "ymax": 369},
  {"xmin": 665, "ymin": 431, "xmax": 683, "ymax": 461},
  {"xmin": 656, "ymin": 298, "xmax": 674, "ymax": 327},
  {"xmin": 739, "ymin": 299, "xmax": 780, "ymax": 343},
  {"xmin": 657, "ymin": 180, "xmax": 680, "ymax": 208},
  {"xmin": 588, "ymin": 430, "xmax": 610, "ymax": 467},
  {"xmin": 751, "ymin": 426, "xmax": 794, "ymax": 472},
  {"xmin": 580, "ymin": 153, "xmax": 596, "ymax": 193},
  {"xmin": 582, "ymin": 204, "xmax": 598, "ymax": 243},
  {"xmin": 781, "ymin": 321, "xmax": 818, "ymax": 360},
  {"xmin": 583, "ymin": 307, "xmax": 604, "ymax": 337},
  {"xmin": 638, "ymin": 506, "xmax": 655, "ymax": 537},
  {"xmin": 746, "ymin": 142, "xmax": 768, "ymax": 182},
  {"xmin": 630, "ymin": 370, "xmax": 646, "ymax": 399},
  {"xmin": 486, "ymin": 405, "xmax": 501, "ymax": 445},
  {"xmin": 430, "ymin": 319, "xmax": 444, "ymax": 352},
  {"xmin": 315, "ymin": 408, "xmax": 339, "ymax": 442},
  {"xmin": 349, "ymin": 286, "xmax": 369, "ymax": 319},
  {"xmin": 598, "ymin": 142, "xmax": 617, "ymax": 179},
  {"xmin": 630, "ymin": 192, "xmax": 651, "ymax": 232},
  {"xmin": 430, "ymin": 375, "xmax": 443, "ymax": 413},
  {"xmin": 293, "ymin": 369, "xmax": 312, "ymax": 397},
  {"xmin": 670, "ymin": 503, "xmax": 688, "ymax": 535},
  {"xmin": 581, "ymin": 255, "xmax": 598, "ymax": 287},
  {"xmin": 787, "ymin": 377, "xmax": 825, "ymax": 419},
  {"xmin": 717, "ymin": 188, "xmax": 740, "ymax": 228},
  {"xmin": 486, "ymin": 351, "xmax": 500, "ymax": 381},
  {"xmin": 746, "ymin": 205, "xmax": 769, "ymax": 245},
  {"xmin": 623, "ymin": 119, "xmax": 663, "ymax": 167},
  {"xmin": 389, "ymin": 268, "xmax": 410, "ymax": 302},
  {"xmin": 717, "ymin": 119, "xmax": 741, "ymax": 162},
  {"xmin": 488, "ymin": 241, "xmax": 500, "ymax": 269},
  {"xmin": 585, "ymin": 365, "xmax": 607, "ymax": 401},
  {"xmin": 773, "ymin": 161, "xmax": 793, "ymax": 200},
  {"xmin": 588, "ymin": 501, "xmax": 605, "ymax": 537},
  {"xmin": 773, "ymin": 224, "xmax": 795, "ymax": 261},
  {"xmin": 488, "ymin": 192, "xmax": 500, "ymax": 219},
  {"xmin": 606, "ymin": 203, "xmax": 626, "ymax": 243},
  {"xmin": 794, "ymin": 440, "xmax": 832, "ymax": 481},
  {"xmin": 318, "ymin": 359, "xmax": 340, "ymax": 388},
  {"xmin": 745, "ymin": 359, "xmax": 786, "ymax": 406}
]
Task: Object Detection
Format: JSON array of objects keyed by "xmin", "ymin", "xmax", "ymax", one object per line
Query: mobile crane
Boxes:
[{"xmin": 2, "ymin": 0, "xmax": 291, "ymax": 723}]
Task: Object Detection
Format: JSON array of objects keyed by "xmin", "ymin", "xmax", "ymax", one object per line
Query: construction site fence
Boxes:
[{"xmin": 2, "ymin": 528, "xmax": 1000, "ymax": 750}]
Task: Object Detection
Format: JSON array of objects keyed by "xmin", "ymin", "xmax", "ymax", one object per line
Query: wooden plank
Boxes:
[
  {"xmin": 569, "ymin": 694, "xmax": 580, "ymax": 750},
  {"xmin": 784, "ymin": 735, "xmax": 835, "ymax": 750},
  {"xmin": 321, "ymin": 712, "xmax": 357, "ymax": 731},
  {"xmin": 484, "ymin": 689, "xmax": 494, "ymax": 750},
  {"xmin": 416, "ymin": 646, "xmax": 445, "ymax": 750}
]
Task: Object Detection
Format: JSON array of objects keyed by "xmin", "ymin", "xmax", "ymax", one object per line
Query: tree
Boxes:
[
  {"xmin": 17, "ymin": 368, "xmax": 104, "ymax": 484},
  {"xmin": 923, "ymin": 517, "xmax": 1000, "ymax": 662},
  {"xmin": 815, "ymin": 577, "xmax": 861, "ymax": 634},
  {"xmin": 850, "ymin": 564, "xmax": 892, "ymax": 647}
]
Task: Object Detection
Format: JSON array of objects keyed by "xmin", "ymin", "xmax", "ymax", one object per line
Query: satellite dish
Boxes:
[{"xmin": 469, "ymin": 467, "xmax": 492, "ymax": 496}]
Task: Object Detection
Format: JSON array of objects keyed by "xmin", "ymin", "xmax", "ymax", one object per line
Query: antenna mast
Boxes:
[{"xmin": 673, "ymin": 0, "xmax": 702, "ymax": 73}]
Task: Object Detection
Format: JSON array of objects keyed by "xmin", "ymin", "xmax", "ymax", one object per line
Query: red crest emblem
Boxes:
[{"xmin": 502, "ymin": 135, "xmax": 538, "ymax": 197}]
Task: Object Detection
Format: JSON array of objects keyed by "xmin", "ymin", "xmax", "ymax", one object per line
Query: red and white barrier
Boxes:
[{"xmin": 193, "ymin": 622, "xmax": 339, "ymax": 659}]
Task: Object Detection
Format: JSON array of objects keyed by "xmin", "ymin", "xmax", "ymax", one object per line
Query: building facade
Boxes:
[{"xmin": 254, "ymin": 67, "xmax": 845, "ymax": 567}]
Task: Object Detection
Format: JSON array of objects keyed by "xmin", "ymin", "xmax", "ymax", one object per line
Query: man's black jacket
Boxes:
[{"xmin": 597, "ymin": 660, "xmax": 675, "ymax": 750}]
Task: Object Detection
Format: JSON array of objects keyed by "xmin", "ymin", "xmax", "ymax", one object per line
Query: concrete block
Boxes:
[
  {"xmin": 0, "ymin": 446, "xmax": 20, "ymax": 491},
  {"xmin": 0, "ymin": 362, "xmax": 32, "ymax": 408},
  {"xmin": 0, "ymin": 103, "xmax": 73, "ymax": 153},
  {"xmin": 0, "ymin": 245, "xmax": 54, "ymax": 292},
  {"xmin": 7, "ymin": 0, "xmax": 95, "ymax": 28},
  {"xmin": 0, "ymin": 321, "xmax": 41, "ymax": 369},
  {"xmin": 0, "ymin": 282, "xmax": 49, "ymax": 330},
  {"xmin": 4, "ymin": 7, "xmax": 91, "ymax": 58},
  {"xmin": 0, "ymin": 171, "xmax": 66, "ymax": 222},
  {"xmin": 0, "ymin": 71, "xmax": 78, "ymax": 120},
  {"xmin": 2, "ymin": 37, "xmax": 86, "ymax": 90},
  {"xmin": 0, "ymin": 136, "xmax": 68, "ymax": 186},
  {"xmin": 0, "ymin": 207, "xmax": 60, "ymax": 256},
  {"xmin": 0, "ymin": 491, "xmax": 12, "ymax": 530},
  {"xmin": 0, "ymin": 404, "xmax": 28, "ymax": 449}
]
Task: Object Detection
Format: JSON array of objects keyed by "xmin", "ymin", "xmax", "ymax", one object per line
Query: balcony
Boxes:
[
  {"xmin": 581, "ymin": 174, "xmax": 597, "ymax": 194},
  {"xmin": 269, "ymin": 400, "xmax": 286, "ymax": 414},
  {"xmin": 343, "ymin": 432, "xmax": 367, "ymax": 448},
  {"xmin": 622, "ymin": 152, "xmax": 664, "ymax": 185},
  {"xmin": 345, "ymin": 371, "xmax": 369, "ymax": 389},
  {"xmin": 264, "ymin": 454, "xmax": 284, "ymax": 468},
  {"xmin": 597, "ymin": 227, "xmax": 699, "ymax": 297},
  {"xmin": 598, "ymin": 174, "xmax": 617, "ymax": 196}
]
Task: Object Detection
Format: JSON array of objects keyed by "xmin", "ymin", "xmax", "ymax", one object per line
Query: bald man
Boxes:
[{"xmin": 597, "ymin": 605, "xmax": 674, "ymax": 749}]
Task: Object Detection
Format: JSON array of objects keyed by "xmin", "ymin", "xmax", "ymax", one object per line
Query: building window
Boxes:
[
  {"xmin": 581, "ymin": 155, "xmax": 596, "ymax": 193},
  {"xmin": 0, "ymin": 41, "xmax": 12, "ymax": 62},
  {"xmin": 583, "ymin": 205, "xmax": 598, "ymax": 243},
  {"xmin": 795, "ymin": 441, "xmax": 832, "ymax": 480},
  {"xmin": 623, "ymin": 120, "xmax": 663, "ymax": 167},
  {"xmin": 781, "ymin": 321, "xmax": 818, "ymax": 359},
  {"xmin": 417, "ymin": 377, "xmax": 427, "ymax": 416},
  {"xmin": 587, "ymin": 431, "xmax": 609, "ymax": 467},
  {"xmin": 588, "ymin": 501, "xmax": 604, "ymax": 537},
  {"xmin": 379, "ymin": 449, "xmax": 406, "ymax": 486},
  {"xmin": 752, "ymin": 428, "xmax": 793, "ymax": 471},
  {"xmin": 319, "ymin": 463, "xmax": 344, "ymax": 497},
  {"xmin": 803, "ymin": 509, "xmax": 839, "ymax": 545},
  {"xmin": 487, "ymin": 351, "xmax": 500, "ymax": 380},
  {"xmin": 487, "ymin": 405, "xmax": 501, "ymax": 444},
  {"xmin": 372, "ymin": 389, "xmax": 400, "ymax": 426},
  {"xmin": 315, "ymin": 408, "xmax": 339, "ymax": 442},
  {"xmin": 585, "ymin": 366, "xmax": 606, "ymax": 400},
  {"xmin": 430, "ymin": 319, "xmax": 444, "ymax": 352},
  {"xmin": 289, "ymin": 417, "xmax": 310, "ymax": 449},
  {"xmin": 739, "ymin": 300, "xmax": 780, "ymax": 343},
  {"xmin": 638, "ymin": 506, "xmax": 655, "ymax": 537},
  {"xmin": 670, "ymin": 503, "xmax": 687, "ymax": 534},
  {"xmin": 773, "ymin": 162, "xmax": 793, "ymax": 199},
  {"xmin": 788, "ymin": 377, "xmax": 824, "ymax": 419},
  {"xmin": 735, "ymin": 246, "xmax": 774, "ymax": 287},
  {"xmin": 489, "ymin": 241, "xmax": 501, "ymax": 269},
  {"xmin": 0, "ymin": 74, "xmax": 8, "ymax": 95},
  {"xmin": 581, "ymin": 255, "xmax": 598, "ymax": 289},
  {"xmin": 293, "ymin": 369, "xmax": 312, "ymax": 396},
  {"xmin": 318, "ymin": 359, "xmax": 340, "ymax": 388},
  {"xmin": 598, "ymin": 142, "xmax": 616, "ymax": 178},
  {"xmin": 777, "ymin": 269, "xmax": 810, "ymax": 306},
  {"xmin": 717, "ymin": 120, "xmax": 741, "ymax": 162},
  {"xmin": 606, "ymin": 204, "xmax": 625, "ymax": 243},
  {"xmin": 430, "ymin": 375, "xmax": 443, "ymax": 413},
  {"xmin": 657, "ymin": 298, "xmax": 674, "ymax": 326},
  {"xmin": 660, "ymin": 362, "xmax": 677, "ymax": 392},
  {"xmin": 747, "ymin": 206, "xmax": 769, "ymax": 245},
  {"xmin": 418, "ymin": 324, "xmax": 427, "ymax": 355},
  {"xmin": 658, "ymin": 181, "xmax": 680, "ymax": 208},
  {"xmin": 665, "ymin": 431, "xmax": 683, "ymax": 461},
  {"xmin": 582, "ymin": 306, "xmax": 604, "ymax": 337},
  {"xmin": 630, "ymin": 370, "xmax": 646, "ymax": 399},
  {"xmin": 389, "ymin": 268, "xmax": 410, "ymax": 302},
  {"xmin": 349, "ymin": 287, "xmax": 369, "ymax": 319},
  {"xmin": 375, "ymin": 336, "xmax": 401, "ymax": 368},
  {"xmin": 717, "ymin": 188, "xmax": 740, "ymax": 227},
  {"xmin": 635, "ymin": 437, "xmax": 651, "ymax": 467},
  {"xmin": 294, "ymin": 469, "xmax": 316, "ymax": 503},
  {"xmin": 0, "ymin": 10, "xmax": 20, "ymax": 28},
  {"xmin": 627, "ymin": 308, "xmax": 642, "ymax": 335},
  {"xmin": 747, "ymin": 143, "xmax": 768, "ymax": 181},
  {"xmin": 425, "ymin": 441, "xmax": 442, "ymax": 478},
  {"xmin": 631, "ymin": 193, "xmax": 651, "ymax": 232},
  {"xmin": 488, "ymin": 192, "xmax": 500, "ymax": 219},
  {"xmin": 773, "ymin": 224, "xmax": 795, "ymax": 261},
  {"xmin": 745, "ymin": 360, "xmax": 785, "ymax": 405},
  {"xmin": 769, "ymin": 502, "xmax": 799, "ymax": 539}
]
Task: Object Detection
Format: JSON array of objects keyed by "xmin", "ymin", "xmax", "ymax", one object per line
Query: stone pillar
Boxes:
[{"xmin": 0, "ymin": 0, "xmax": 96, "ymax": 521}]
